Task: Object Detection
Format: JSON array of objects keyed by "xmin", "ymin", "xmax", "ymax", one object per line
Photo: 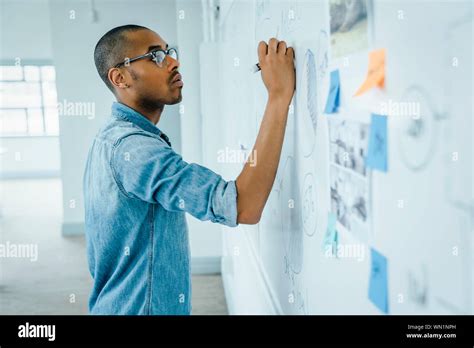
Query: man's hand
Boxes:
[
  {"xmin": 258, "ymin": 38, "xmax": 296, "ymax": 105},
  {"xmin": 235, "ymin": 39, "xmax": 295, "ymax": 224}
]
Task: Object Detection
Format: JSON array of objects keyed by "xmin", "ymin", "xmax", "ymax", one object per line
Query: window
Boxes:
[{"xmin": 0, "ymin": 65, "xmax": 59, "ymax": 136}]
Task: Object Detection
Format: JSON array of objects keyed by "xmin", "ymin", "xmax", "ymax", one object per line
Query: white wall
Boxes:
[
  {"xmin": 0, "ymin": 137, "xmax": 60, "ymax": 178},
  {"xmin": 0, "ymin": 0, "xmax": 53, "ymax": 60},
  {"xmin": 176, "ymin": 0, "xmax": 223, "ymax": 271},
  {"xmin": 0, "ymin": 0, "xmax": 61, "ymax": 178}
]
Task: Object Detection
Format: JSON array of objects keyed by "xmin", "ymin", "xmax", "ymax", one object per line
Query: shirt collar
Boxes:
[{"xmin": 111, "ymin": 101, "xmax": 172, "ymax": 147}]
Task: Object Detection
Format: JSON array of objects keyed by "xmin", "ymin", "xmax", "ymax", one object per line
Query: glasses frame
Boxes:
[{"xmin": 114, "ymin": 47, "xmax": 178, "ymax": 68}]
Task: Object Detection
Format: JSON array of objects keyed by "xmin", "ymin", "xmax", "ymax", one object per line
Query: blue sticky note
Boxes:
[
  {"xmin": 368, "ymin": 248, "xmax": 389, "ymax": 314},
  {"xmin": 332, "ymin": 229, "xmax": 338, "ymax": 258},
  {"xmin": 322, "ymin": 212, "xmax": 338, "ymax": 256},
  {"xmin": 366, "ymin": 113, "xmax": 388, "ymax": 172},
  {"xmin": 324, "ymin": 70, "xmax": 340, "ymax": 114}
]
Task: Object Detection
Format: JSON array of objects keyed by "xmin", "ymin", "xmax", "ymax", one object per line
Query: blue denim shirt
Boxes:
[{"xmin": 83, "ymin": 102, "xmax": 238, "ymax": 315}]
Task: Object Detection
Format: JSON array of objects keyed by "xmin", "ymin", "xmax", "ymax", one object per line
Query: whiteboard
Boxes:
[{"xmin": 205, "ymin": 0, "xmax": 473, "ymax": 314}]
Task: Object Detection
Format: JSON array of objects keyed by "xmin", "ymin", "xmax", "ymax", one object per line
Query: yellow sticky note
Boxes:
[{"xmin": 354, "ymin": 48, "xmax": 386, "ymax": 96}]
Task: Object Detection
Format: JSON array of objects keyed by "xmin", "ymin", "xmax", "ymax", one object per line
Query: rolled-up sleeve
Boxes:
[{"xmin": 111, "ymin": 132, "xmax": 238, "ymax": 227}]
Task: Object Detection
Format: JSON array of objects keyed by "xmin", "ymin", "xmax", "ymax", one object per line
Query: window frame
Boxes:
[{"xmin": 0, "ymin": 59, "xmax": 59, "ymax": 138}]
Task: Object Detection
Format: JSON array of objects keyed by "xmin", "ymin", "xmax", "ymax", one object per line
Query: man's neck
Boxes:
[{"xmin": 118, "ymin": 99, "xmax": 164, "ymax": 125}]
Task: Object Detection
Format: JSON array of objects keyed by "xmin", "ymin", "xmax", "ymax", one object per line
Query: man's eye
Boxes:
[{"xmin": 153, "ymin": 52, "xmax": 165, "ymax": 62}]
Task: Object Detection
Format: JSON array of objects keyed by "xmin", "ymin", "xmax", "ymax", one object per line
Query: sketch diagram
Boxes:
[
  {"xmin": 305, "ymin": 49, "xmax": 318, "ymax": 133},
  {"xmin": 280, "ymin": 1, "xmax": 302, "ymax": 37},
  {"xmin": 287, "ymin": 286, "xmax": 309, "ymax": 315},
  {"xmin": 279, "ymin": 155, "xmax": 304, "ymax": 275},
  {"xmin": 256, "ymin": 0, "xmax": 271, "ymax": 21},
  {"xmin": 260, "ymin": 120, "xmax": 318, "ymax": 314},
  {"xmin": 302, "ymin": 172, "xmax": 317, "ymax": 237},
  {"xmin": 407, "ymin": 264, "xmax": 429, "ymax": 307},
  {"xmin": 317, "ymin": 29, "xmax": 329, "ymax": 105},
  {"xmin": 396, "ymin": 85, "xmax": 441, "ymax": 172},
  {"xmin": 295, "ymin": 47, "xmax": 319, "ymax": 158},
  {"xmin": 273, "ymin": 43, "xmax": 321, "ymax": 294}
]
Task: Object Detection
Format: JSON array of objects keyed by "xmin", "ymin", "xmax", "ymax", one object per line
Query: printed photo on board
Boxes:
[
  {"xmin": 329, "ymin": 0, "xmax": 369, "ymax": 58},
  {"xmin": 328, "ymin": 118, "xmax": 370, "ymax": 242}
]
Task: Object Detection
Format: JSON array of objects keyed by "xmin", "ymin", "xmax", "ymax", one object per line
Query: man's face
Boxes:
[{"xmin": 117, "ymin": 29, "xmax": 183, "ymax": 106}]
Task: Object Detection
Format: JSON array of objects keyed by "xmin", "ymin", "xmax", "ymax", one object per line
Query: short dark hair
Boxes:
[{"xmin": 94, "ymin": 24, "xmax": 149, "ymax": 93}]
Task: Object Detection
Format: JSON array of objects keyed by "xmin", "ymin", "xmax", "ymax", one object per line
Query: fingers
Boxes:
[
  {"xmin": 258, "ymin": 38, "xmax": 294, "ymax": 62},
  {"xmin": 277, "ymin": 40, "xmax": 287, "ymax": 55},
  {"xmin": 258, "ymin": 41, "xmax": 268, "ymax": 63},
  {"xmin": 268, "ymin": 38, "xmax": 278, "ymax": 53},
  {"xmin": 286, "ymin": 46, "xmax": 295, "ymax": 59}
]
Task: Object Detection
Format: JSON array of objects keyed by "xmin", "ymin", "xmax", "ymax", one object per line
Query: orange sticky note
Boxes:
[{"xmin": 354, "ymin": 48, "xmax": 386, "ymax": 96}]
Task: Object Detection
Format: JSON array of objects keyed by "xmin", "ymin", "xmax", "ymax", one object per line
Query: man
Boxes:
[{"xmin": 84, "ymin": 24, "xmax": 295, "ymax": 315}]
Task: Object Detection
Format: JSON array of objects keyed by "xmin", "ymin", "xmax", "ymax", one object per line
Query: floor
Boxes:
[{"xmin": 0, "ymin": 178, "xmax": 227, "ymax": 315}]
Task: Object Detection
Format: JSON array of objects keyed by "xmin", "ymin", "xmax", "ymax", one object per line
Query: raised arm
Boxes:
[{"xmin": 236, "ymin": 38, "xmax": 296, "ymax": 224}]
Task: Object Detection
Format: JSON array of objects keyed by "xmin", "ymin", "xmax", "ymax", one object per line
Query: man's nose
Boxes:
[{"xmin": 166, "ymin": 55, "xmax": 179, "ymax": 71}]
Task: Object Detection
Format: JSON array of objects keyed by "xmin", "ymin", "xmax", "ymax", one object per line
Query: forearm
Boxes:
[{"xmin": 235, "ymin": 95, "xmax": 290, "ymax": 224}]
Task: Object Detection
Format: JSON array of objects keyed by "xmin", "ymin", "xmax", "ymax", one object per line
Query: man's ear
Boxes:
[{"xmin": 108, "ymin": 68, "xmax": 129, "ymax": 90}]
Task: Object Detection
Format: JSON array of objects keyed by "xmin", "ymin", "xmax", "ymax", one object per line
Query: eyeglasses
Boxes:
[{"xmin": 114, "ymin": 47, "xmax": 178, "ymax": 68}]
